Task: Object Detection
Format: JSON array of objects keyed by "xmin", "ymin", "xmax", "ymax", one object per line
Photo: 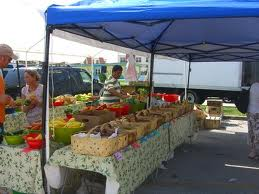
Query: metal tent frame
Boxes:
[{"xmin": 42, "ymin": 0, "xmax": 259, "ymax": 192}]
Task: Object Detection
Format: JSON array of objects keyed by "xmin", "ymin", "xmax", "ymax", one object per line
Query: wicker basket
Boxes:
[
  {"xmin": 117, "ymin": 132, "xmax": 129, "ymax": 150},
  {"xmin": 135, "ymin": 116, "xmax": 159, "ymax": 133},
  {"xmin": 123, "ymin": 129, "xmax": 137, "ymax": 144},
  {"xmin": 149, "ymin": 110, "xmax": 172, "ymax": 123},
  {"xmin": 121, "ymin": 122, "xmax": 146, "ymax": 140},
  {"xmin": 71, "ymin": 128, "xmax": 122, "ymax": 157},
  {"xmin": 170, "ymin": 105, "xmax": 185, "ymax": 116}
]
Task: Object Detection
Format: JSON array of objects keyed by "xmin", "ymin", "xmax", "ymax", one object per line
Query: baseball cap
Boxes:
[{"xmin": 0, "ymin": 44, "xmax": 18, "ymax": 60}]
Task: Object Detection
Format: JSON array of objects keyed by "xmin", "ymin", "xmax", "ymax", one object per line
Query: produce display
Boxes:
[
  {"xmin": 2, "ymin": 88, "xmax": 194, "ymax": 154},
  {"xmin": 4, "ymin": 129, "xmax": 25, "ymax": 145},
  {"xmin": 52, "ymin": 94, "xmax": 99, "ymax": 107},
  {"xmin": 75, "ymin": 93, "xmax": 94, "ymax": 102},
  {"xmin": 50, "ymin": 118, "xmax": 85, "ymax": 144},
  {"xmin": 52, "ymin": 95, "xmax": 76, "ymax": 106},
  {"xmin": 3, "ymin": 126, "xmax": 44, "ymax": 149},
  {"xmin": 71, "ymin": 101, "xmax": 194, "ymax": 156},
  {"xmin": 23, "ymin": 133, "xmax": 43, "ymax": 149},
  {"xmin": 26, "ymin": 121, "xmax": 42, "ymax": 131}
]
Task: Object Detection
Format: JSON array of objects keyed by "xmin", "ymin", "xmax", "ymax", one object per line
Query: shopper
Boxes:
[
  {"xmin": 100, "ymin": 65, "xmax": 128, "ymax": 104},
  {"xmin": 0, "ymin": 44, "xmax": 17, "ymax": 142},
  {"xmin": 247, "ymin": 81, "xmax": 259, "ymax": 159},
  {"xmin": 21, "ymin": 70, "xmax": 43, "ymax": 124}
]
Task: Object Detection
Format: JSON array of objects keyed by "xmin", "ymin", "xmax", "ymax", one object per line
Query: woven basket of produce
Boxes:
[
  {"xmin": 166, "ymin": 104, "xmax": 185, "ymax": 116},
  {"xmin": 71, "ymin": 123, "xmax": 128, "ymax": 156},
  {"xmin": 117, "ymin": 132, "xmax": 129, "ymax": 150},
  {"xmin": 135, "ymin": 111, "xmax": 159, "ymax": 132},
  {"xmin": 110, "ymin": 120, "xmax": 145, "ymax": 141},
  {"xmin": 149, "ymin": 110, "xmax": 172, "ymax": 122},
  {"xmin": 121, "ymin": 114, "xmax": 152, "ymax": 135}
]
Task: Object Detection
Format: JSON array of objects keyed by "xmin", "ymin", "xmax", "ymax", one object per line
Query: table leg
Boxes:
[
  {"xmin": 60, "ymin": 168, "xmax": 68, "ymax": 194},
  {"xmin": 105, "ymin": 177, "xmax": 120, "ymax": 194}
]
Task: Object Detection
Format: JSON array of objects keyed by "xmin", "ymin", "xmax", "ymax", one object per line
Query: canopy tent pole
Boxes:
[
  {"xmin": 186, "ymin": 55, "xmax": 192, "ymax": 101},
  {"xmin": 148, "ymin": 53, "xmax": 155, "ymax": 107},
  {"xmin": 91, "ymin": 50, "xmax": 104, "ymax": 95},
  {"xmin": 42, "ymin": 26, "xmax": 51, "ymax": 193},
  {"xmin": 16, "ymin": 61, "xmax": 21, "ymax": 97},
  {"xmin": 184, "ymin": 61, "xmax": 187, "ymax": 100}
]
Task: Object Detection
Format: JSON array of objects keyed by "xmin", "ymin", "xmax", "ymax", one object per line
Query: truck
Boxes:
[{"xmin": 153, "ymin": 56, "xmax": 256, "ymax": 109}]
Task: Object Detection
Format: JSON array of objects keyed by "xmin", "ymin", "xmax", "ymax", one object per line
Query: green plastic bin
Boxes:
[{"xmin": 54, "ymin": 127, "xmax": 83, "ymax": 145}]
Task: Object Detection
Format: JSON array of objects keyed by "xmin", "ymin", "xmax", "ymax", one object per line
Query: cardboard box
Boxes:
[
  {"xmin": 206, "ymin": 106, "xmax": 223, "ymax": 116},
  {"xmin": 207, "ymin": 100, "xmax": 223, "ymax": 107},
  {"xmin": 204, "ymin": 117, "xmax": 221, "ymax": 129},
  {"xmin": 74, "ymin": 110, "xmax": 116, "ymax": 130}
]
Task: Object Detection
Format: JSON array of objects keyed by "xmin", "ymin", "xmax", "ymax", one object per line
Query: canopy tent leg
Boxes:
[
  {"xmin": 42, "ymin": 26, "xmax": 51, "ymax": 194},
  {"xmin": 187, "ymin": 60, "xmax": 191, "ymax": 90},
  {"xmin": 186, "ymin": 55, "xmax": 192, "ymax": 101},
  {"xmin": 16, "ymin": 61, "xmax": 21, "ymax": 97},
  {"xmin": 184, "ymin": 61, "xmax": 187, "ymax": 100},
  {"xmin": 148, "ymin": 53, "xmax": 155, "ymax": 107}
]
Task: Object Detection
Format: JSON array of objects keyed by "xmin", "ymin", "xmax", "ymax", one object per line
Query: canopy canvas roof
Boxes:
[
  {"xmin": 45, "ymin": 0, "xmax": 259, "ymax": 62},
  {"xmin": 42, "ymin": 2, "xmax": 259, "ymax": 187}
]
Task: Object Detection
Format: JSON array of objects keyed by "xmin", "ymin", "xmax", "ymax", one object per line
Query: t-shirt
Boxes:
[
  {"xmin": 22, "ymin": 84, "xmax": 43, "ymax": 124},
  {"xmin": 100, "ymin": 76, "xmax": 121, "ymax": 104},
  {"xmin": 248, "ymin": 82, "xmax": 259, "ymax": 114},
  {"xmin": 0, "ymin": 72, "xmax": 5, "ymax": 123}
]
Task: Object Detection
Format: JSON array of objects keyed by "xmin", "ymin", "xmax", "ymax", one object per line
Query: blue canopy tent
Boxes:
[{"xmin": 42, "ymin": 0, "xmax": 259, "ymax": 191}]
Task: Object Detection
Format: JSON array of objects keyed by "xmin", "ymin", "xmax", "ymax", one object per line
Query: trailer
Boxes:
[{"xmin": 153, "ymin": 57, "xmax": 257, "ymax": 108}]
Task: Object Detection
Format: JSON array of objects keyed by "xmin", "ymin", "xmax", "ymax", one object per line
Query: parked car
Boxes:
[{"xmin": 3, "ymin": 66, "xmax": 103, "ymax": 98}]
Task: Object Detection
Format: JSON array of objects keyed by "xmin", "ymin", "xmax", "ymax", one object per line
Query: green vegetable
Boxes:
[
  {"xmin": 24, "ymin": 99, "xmax": 31, "ymax": 106},
  {"xmin": 64, "ymin": 108, "xmax": 73, "ymax": 114},
  {"xmin": 4, "ymin": 129, "xmax": 24, "ymax": 136},
  {"xmin": 99, "ymin": 73, "xmax": 107, "ymax": 83},
  {"xmin": 137, "ymin": 88, "xmax": 149, "ymax": 96}
]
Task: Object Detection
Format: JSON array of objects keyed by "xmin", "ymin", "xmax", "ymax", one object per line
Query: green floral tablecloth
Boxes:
[
  {"xmin": 4, "ymin": 112, "xmax": 28, "ymax": 132},
  {"xmin": 0, "ymin": 145, "xmax": 44, "ymax": 194},
  {"xmin": 48, "ymin": 112, "xmax": 195, "ymax": 194}
]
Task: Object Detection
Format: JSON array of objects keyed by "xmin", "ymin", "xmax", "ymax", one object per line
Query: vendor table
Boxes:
[
  {"xmin": 0, "ymin": 145, "xmax": 44, "ymax": 194},
  {"xmin": 48, "ymin": 112, "xmax": 195, "ymax": 194}
]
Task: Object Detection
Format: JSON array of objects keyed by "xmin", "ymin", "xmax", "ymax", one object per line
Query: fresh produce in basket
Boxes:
[
  {"xmin": 49, "ymin": 118, "xmax": 67, "ymax": 128},
  {"xmin": 26, "ymin": 121, "xmax": 42, "ymax": 130},
  {"xmin": 71, "ymin": 122, "xmax": 128, "ymax": 156},
  {"xmin": 52, "ymin": 118, "xmax": 85, "ymax": 145},
  {"xmin": 135, "ymin": 110, "xmax": 164, "ymax": 131},
  {"xmin": 23, "ymin": 133, "xmax": 43, "ymax": 149},
  {"xmin": 64, "ymin": 118, "xmax": 83, "ymax": 128},
  {"xmin": 110, "ymin": 120, "xmax": 145, "ymax": 142},
  {"xmin": 148, "ymin": 108, "xmax": 172, "ymax": 122},
  {"xmin": 4, "ymin": 129, "xmax": 25, "ymax": 145},
  {"xmin": 14, "ymin": 97, "xmax": 23, "ymax": 106},
  {"xmin": 53, "ymin": 95, "xmax": 76, "ymax": 106},
  {"xmin": 75, "ymin": 93, "xmax": 93, "ymax": 102}
]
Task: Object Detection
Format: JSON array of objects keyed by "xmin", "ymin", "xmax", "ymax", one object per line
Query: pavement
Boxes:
[{"xmin": 135, "ymin": 119, "xmax": 259, "ymax": 194}]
